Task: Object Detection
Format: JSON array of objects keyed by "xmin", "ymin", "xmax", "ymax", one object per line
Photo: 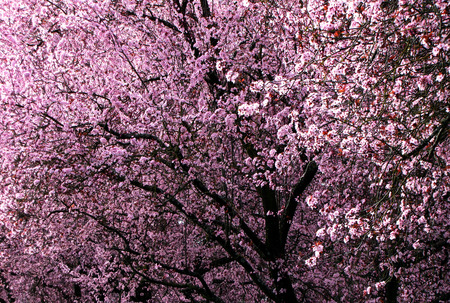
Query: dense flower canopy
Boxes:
[{"xmin": 0, "ymin": 0, "xmax": 448, "ymax": 302}]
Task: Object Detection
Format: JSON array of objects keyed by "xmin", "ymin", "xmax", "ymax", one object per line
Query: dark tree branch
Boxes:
[
  {"xmin": 134, "ymin": 254, "xmax": 224, "ymax": 303},
  {"xmin": 173, "ymin": 0, "xmax": 189, "ymax": 15},
  {"xmin": 402, "ymin": 114, "xmax": 450, "ymax": 159},
  {"xmin": 143, "ymin": 76, "xmax": 164, "ymax": 83},
  {"xmin": 142, "ymin": 12, "xmax": 182, "ymax": 33},
  {"xmin": 125, "ymin": 259, "xmax": 223, "ymax": 303},
  {"xmin": 165, "ymin": 144, "xmax": 271, "ymax": 261},
  {"xmin": 280, "ymin": 161, "xmax": 318, "ymax": 248},
  {"xmin": 98, "ymin": 123, "xmax": 166, "ymax": 148},
  {"xmin": 128, "ymin": 178, "xmax": 277, "ymax": 301},
  {"xmin": 257, "ymin": 185, "xmax": 282, "ymax": 259},
  {"xmin": 384, "ymin": 276, "xmax": 398, "ymax": 303},
  {"xmin": 196, "ymin": 257, "xmax": 236, "ymax": 275},
  {"xmin": 49, "ymin": 205, "xmax": 140, "ymax": 256},
  {"xmin": 200, "ymin": 0, "xmax": 211, "ymax": 17},
  {"xmin": 0, "ymin": 269, "xmax": 15, "ymax": 303},
  {"xmin": 192, "ymin": 179, "xmax": 271, "ymax": 260},
  {"xmin": 76, "ymin": 209, "xmax": 140, "ymax": 255},
  {"xmin": 45, "ymin": 0, "xmax": 68, "ymax": 14},
  {"xmin": 119, "ymin": 49, "xmax": 150, "ymax": 92},
  {"xmin": 40, "ymin": 112, "xmax": 64, "ymax": 128}
]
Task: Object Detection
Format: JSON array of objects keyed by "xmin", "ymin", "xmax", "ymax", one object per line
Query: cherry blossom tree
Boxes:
[{"xmin": 0, "ymin": 0, "xmax": 448, "ymax": 302}]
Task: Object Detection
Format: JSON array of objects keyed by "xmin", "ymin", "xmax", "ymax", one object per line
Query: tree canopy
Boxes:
[{"xmin": 0, "ymin": 0, "xmax": 448, "ymax": 302}]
